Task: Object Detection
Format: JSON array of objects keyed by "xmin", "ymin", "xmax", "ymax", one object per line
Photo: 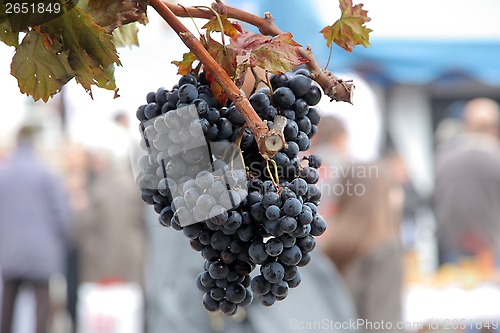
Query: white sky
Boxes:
[{"xmin": 314, "ymin": 0, "xmax": 500, "ymax": 39}]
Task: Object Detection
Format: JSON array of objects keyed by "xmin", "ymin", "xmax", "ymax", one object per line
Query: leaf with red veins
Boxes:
[
  {"xmin": 230, "ymin": 32, "xmax": 308, "ymax": 75},
  {"xmin": 202, "ymin": 15, "xmax": 240, "ymax": 38},
  {"xmin": 321, "ymin": 0, "xmax": 372, "ymax": 52},
  {"xmin": 205, "ymin": 34, "xmax": 238, "ymax": 104},
  {"xmin": 172, "ymin": 52, "xmax": 199, "ymax": 76}
]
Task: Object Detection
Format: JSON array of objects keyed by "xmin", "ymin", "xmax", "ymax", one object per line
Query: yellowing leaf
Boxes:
[
  {"xmin": 205, "ymin": 35, "xmax": 238, "ymax": 105},
  {"xmin": 83, "ymin": 0, "xmax": 148, "ymax": 32},
  {"xmin": 321, "ymin": 0, "xmax": 371, "ymax": 52},
  {"xmin": 172, "ymin": 52, "xmax": 198, "ymax": 76},
  {"xmin": 230, "ymin": 32, "xmax": 308, "ymax": 75},
  {"xmin": 11, "ymin": 31, "xmax": 74, "ymax": 102},
  {"xmin": 42, "ymin": 6, "xmax": 120, "ymax": 94},
  {"xmin": 202, "ymin": 15, "xmax": 240, "ymax": 38},
  {"xmin": 113, "ymin": 22, "xmax": 139, "ymax": 48}
]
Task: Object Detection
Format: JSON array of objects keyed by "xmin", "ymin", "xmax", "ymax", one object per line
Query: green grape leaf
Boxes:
[
  {"xmin": 0, "ymin": 19, "xmax": 18, "ymax": 47},
  {"xmin": 172, "ymin": 51, "xmax": 198, "ymax": 76},
  {"xmin": 11, "ymin": 30, "xmax": 74, "ymax": 102},
  {"xmin": 82, "ymin": 0, "xmax": 148, "ymax": 32},
  {"xmin": 42, "ymin": 6, "xmax": 121, "ymax": 95},
  {"xmin": 113, "ymin": 22, "xmax": 139, "ymax": 48},
  {"xmin": 230, "ymin": 32, "xmax": 308, "ymax": 75},
  {"xmin": 0, "ymin": 2, "xmax": 18, "ymax": 47},
  {"xmin": 321, "ymin": 0, "xmax": 371, "ymax": 52},
  {"xmin": 202, "ymin": 15, "xmax": 241, "ymax": 38}
]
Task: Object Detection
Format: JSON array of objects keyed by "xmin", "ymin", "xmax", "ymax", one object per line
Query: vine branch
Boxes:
[
  {"xmin": 150, "ymin": 0, "xmax": 285, "ymax": 156},
  {"xmin": 163, "ymin": 1, "xmax": 354, "ymax": 103}
]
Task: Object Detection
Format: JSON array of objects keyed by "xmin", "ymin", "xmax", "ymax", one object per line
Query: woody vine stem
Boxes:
[{"xmin": 149, "ymin": 0, "xmax": 353, "ymax": 157}]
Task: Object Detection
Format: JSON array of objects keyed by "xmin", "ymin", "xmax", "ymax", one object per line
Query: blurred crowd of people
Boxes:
[{"xmin": 1, "ymin": 97, "xmax": 500, "ymax": 333}]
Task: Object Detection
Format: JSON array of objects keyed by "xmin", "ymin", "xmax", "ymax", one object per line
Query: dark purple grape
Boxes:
[
  {"xmin": 179, "ymin": 74, "xmax": 198, "ymax": 87},
  {"xmin": 273, "ymin": 87, "xmax": 295, "ymax": 109},
  {"xmin": 146, "ymin": 91, "xmax": 156, "ymax": 103},
  {"xmin": 289, "ymin": 74, "xmax": 312, "ymax": 97},
  {"xmin": 265, "ymin": 238, "xmax": 284, "ymax": 256},
  {"xmin": 202, "ymin": 293, "xmax": 220, "ymax": 312},
  {"xmin": 304, "ymin": 85, "xmax": 322, "ymax": 106},
  {"xmin": 178, "ymin": 83, "xmax": 198, "ymax": 103},
  {"xmin": 270, "ymin": 73, "xmax": 289, "ymax": 89},
  {"xmin": 307, "ymin": 107, "xmax": 321, "ymax": 125},
  {"xmin": 261, "ymin": 262, "xmax": 285, "ymax": 283},
  {"xmin": 249, "ymin": 93, "xmax": 270, "ymax": 113},
  {"xmin": 225, "ymin": 283, "xmax": 246, "ymax": 304},
  {"xmin": 251, "ymin": 275, "xmax": 271, "ymax": 295},
  {"xmin": 259, "ymin": 292, "xmax": 277, "ymax": 306}
]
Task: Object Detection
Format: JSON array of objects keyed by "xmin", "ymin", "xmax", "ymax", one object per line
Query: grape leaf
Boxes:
[
  {"xmin": 172, "ymin": 52, "xmax": 198, "ymax": 76},
  {"xmin": 0, "ymin": 2, "xmax": 18, "ymax": 47},
  {"xmin": 320, "ymin": 0, "xmax": 371, "ymax": 52},
  {"xmin": 82, "ymin": 0, "xmax": 148, "ymax": 32},
  {"xmin": 113, "ymin": 22, "xmax": 139, "ymax": 48},
  {"xmin": 0, "ymin": 20, "xmax": 18, "ymax": 47},
  {"xmin": 202, "ymin": 15, "xmax": 241, "ymax": 38},
  {"xmin": 42, "ymin": 6, "xmax": 120, "ymax": 94},
  {"xmin": 11, "ymin": 31, "xmax": 74, "ymax": 102},
  {"xmin": 204, "ymin": 34, "xmax": 238, "ymax": 104},
  {"xmin": 229, "ymin": 32, "xmax": 308, "ymax": 75}
]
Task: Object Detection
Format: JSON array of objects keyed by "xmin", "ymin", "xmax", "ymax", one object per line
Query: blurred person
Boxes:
[
  {"xmin": 312, "ymin": 115, "xmax": 349, "ymax": 166},
  {"xmin": 74, "ymin": 149, "xmax": 148, "ymax": 287},
  {"xmin": 0, "ymin": 126, "xmax": 71, "ymax": 333},
  {"xmin": 324, "ymin": 162, "xmax": 404, "ymax": 332},
  {"xmin": 434, "ymin": 98, "xmax": 500, "ymax": 264},
  {"xmin": 311, "ymin": 115, "xmax": 349, "ymax": 228},
  {"xmin": 385, "ymin": 150, "xmax": 421, "ymax": 250},
  {"xmin": 63, "ymin": 144, "xmax": 91, "ymax": 332}
]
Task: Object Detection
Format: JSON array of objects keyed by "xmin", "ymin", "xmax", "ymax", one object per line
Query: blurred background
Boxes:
[{"xmin": 1, "ymin": 0, "xmax": 500, "ymax": 332}]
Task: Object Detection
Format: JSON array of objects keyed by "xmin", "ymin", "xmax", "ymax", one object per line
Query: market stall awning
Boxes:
[{"xmin": 330, "ymin": 38, "xmax": 500, "ymax": 86}]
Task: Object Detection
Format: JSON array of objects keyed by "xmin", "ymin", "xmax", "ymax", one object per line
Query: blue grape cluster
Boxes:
[{"xmin": 135, "ymin": 69, "xmax": 326, "ymax": 315}]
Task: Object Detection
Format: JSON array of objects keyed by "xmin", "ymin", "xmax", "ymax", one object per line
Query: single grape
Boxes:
[
  {"xmin": 265, "ymin": 205, "xmax": 281, "ymax": 220},
  {"xmin": 289, "ymin": 74, "xmax": 312, "ymax": 97},
  {"xmin": 279, "ymin": 245, "xmax": 302, "ymax": 266},
  {"xmin": 251, "ymin": 275, "xmax": 271, "ymax": 295},
  {"xmin": 178, "ymin": 83, "xmax": 198, "ymax": 103},
  {"xmin": 179, "ymin": 74, "xmax": 198, "ymax": 87},
  {"xmin": 259, "ymin": 292, "xmax": 277, "ymax": 307},
  {"xmin": 307, "ymin": 107, "xmax": 321, "ymax": 125},
  {"xmin": 210, "ymin": 287, "xmax": 225, "ymax": 301},
  {"xmin": 265, "ymin": 238, "xmax": 284, "ymax": 257},
  {"xmin": 304, "ymin": 85, "xmax": 322, "ymax": 106},
  {"xmin": 202, "ymin": 293, "xmax": 220, "ymax": 312},
  {"xmin": 273, "ymin": 87, "xmax": 296, "ymax": 109},
  {"xmin": 249, "ymin": 93, "xmax": 271, "ymax": 113},
  {"xmin": 270, "ymin": 73, "xmax": 289, "ymax": 89},
  {"xmin": 225, "ymin": 283, "xmax": 246, "ymax": 304},
  {"xmin": 261, "ymin": 262, "xmax": 285, "ymax": 283},
  {"xmin": 271, "ymin": 280, "xmax": 289, "ymax": 297}
]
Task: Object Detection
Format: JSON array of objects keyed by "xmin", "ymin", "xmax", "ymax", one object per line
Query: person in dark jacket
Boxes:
[
  {"xmin": 0, "ymin": 126, "xmax": 70, "ymax": 333},
  {"xmin": 435, "ymin": 98, "xmax": 500, "ymax": 263}
]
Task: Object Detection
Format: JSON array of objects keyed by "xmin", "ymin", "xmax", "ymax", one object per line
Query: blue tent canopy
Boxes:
[
  {"xmin": 228, "ymin": 0, "xmax": 500, "ymax": 87},
  {"xmin": 330, "ymin": 38, "xmax": 500, "ymax": 86}
]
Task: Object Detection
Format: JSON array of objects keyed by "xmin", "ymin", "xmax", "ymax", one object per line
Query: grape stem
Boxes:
[
  {"xmin": 162, "ymin": 1, "xmax": 354, "ymax": 104},
  {"xmin": 150, "ymin": 0, "xmax": 284, "ymax": 157}
]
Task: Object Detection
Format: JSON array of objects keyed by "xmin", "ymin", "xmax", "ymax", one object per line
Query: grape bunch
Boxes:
[{"xmin": 135, "ymin": 69, "xmax": 326, "ymax": 315}]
